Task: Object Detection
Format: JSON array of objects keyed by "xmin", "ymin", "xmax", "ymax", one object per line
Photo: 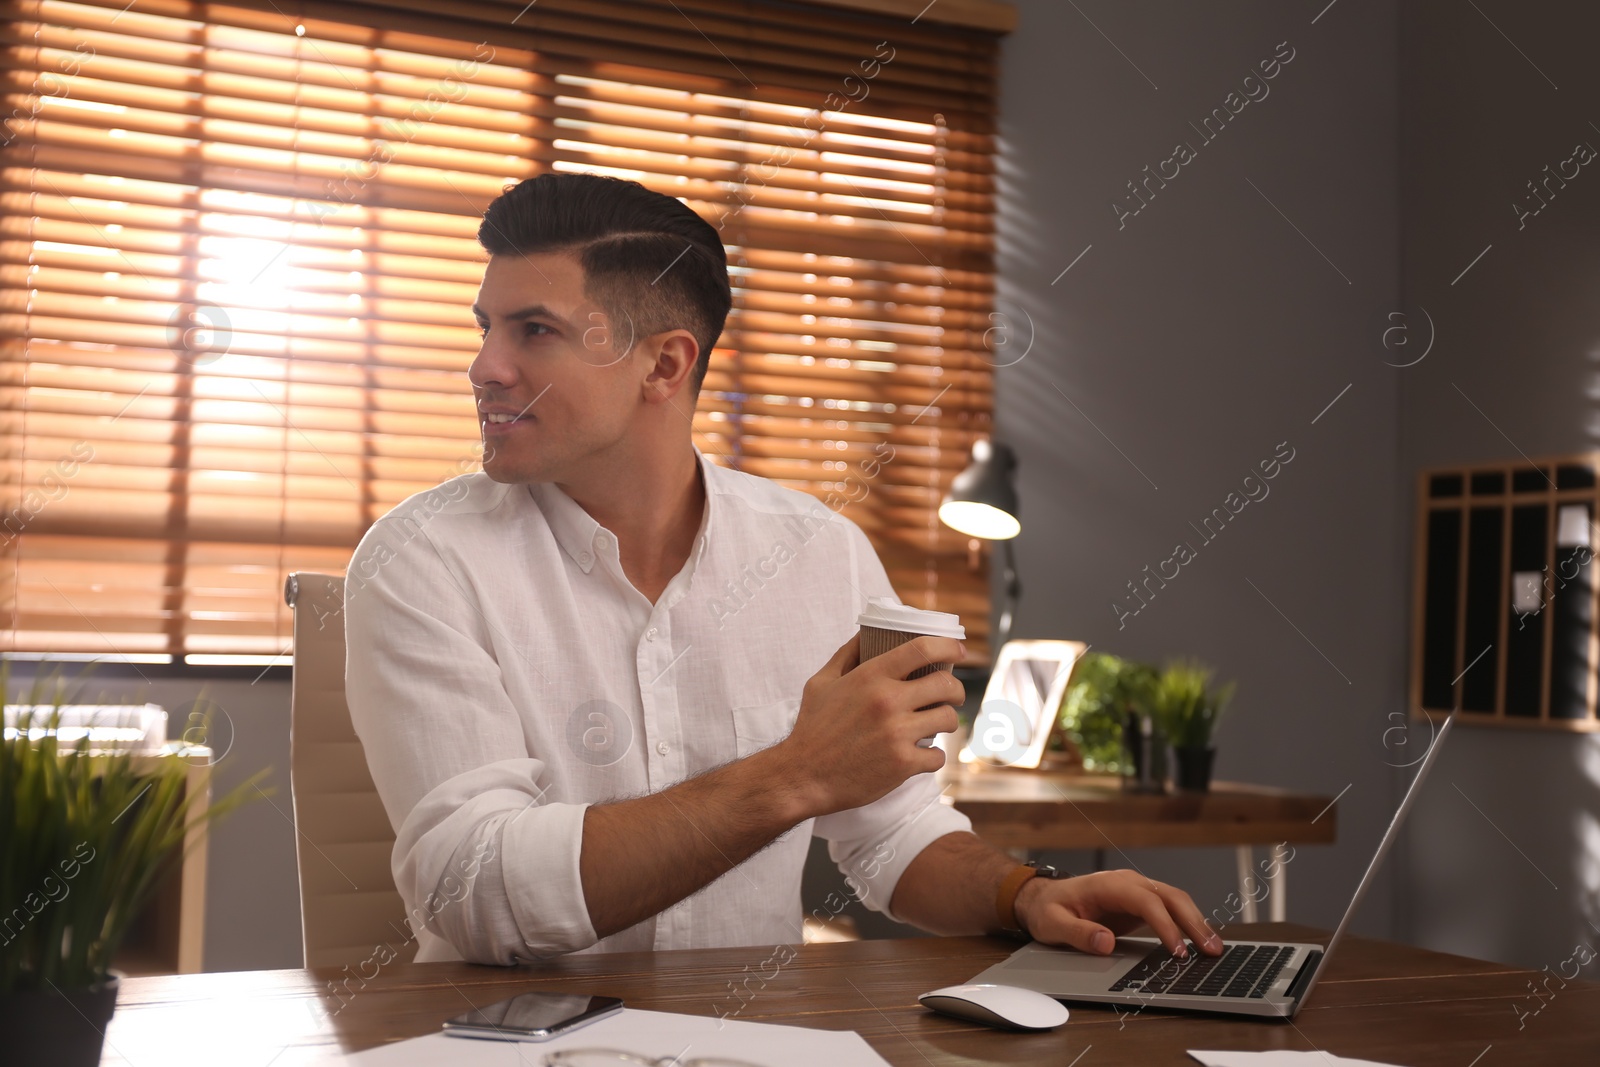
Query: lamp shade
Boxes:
[{"xmin": 939, "ymin": 439, "xmax": 1020, "ymax": 540}]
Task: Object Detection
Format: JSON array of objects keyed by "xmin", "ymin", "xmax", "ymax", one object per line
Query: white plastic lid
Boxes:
[{"xmin": 857, "ymin": 596, "xmax": 965, "ymax": 640}]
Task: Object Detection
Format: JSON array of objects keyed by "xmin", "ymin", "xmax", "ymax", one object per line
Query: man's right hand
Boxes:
[{"xmin": 775, "ymin": 631, "xmax": 966, "ymax": 818}]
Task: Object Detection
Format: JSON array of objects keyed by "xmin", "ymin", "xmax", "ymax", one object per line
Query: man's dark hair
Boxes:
[{"xmin": 477, "ymin": 173, "xmax": 731, "ymax": 392}]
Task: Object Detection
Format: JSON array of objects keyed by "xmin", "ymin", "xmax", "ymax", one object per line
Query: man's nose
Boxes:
[{"xmin": 468, "ymin": 334, "xmax": 515, "ymax": 391}]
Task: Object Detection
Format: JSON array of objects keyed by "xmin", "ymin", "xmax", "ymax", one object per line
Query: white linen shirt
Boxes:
[{"xmin": 344, "ymin": 449, "xmax": 971, "ymax": 964}]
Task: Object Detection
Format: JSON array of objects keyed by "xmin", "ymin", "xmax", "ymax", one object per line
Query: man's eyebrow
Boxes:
[{"xmin": 470, "ymin": 303, "xmax": 567, "ymax": 323}]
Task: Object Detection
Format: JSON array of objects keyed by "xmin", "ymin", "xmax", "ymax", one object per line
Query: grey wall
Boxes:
[
  {"xmin": 983, "ymin": 0, "xmax": 1600, "ymax": 972},
  {"xmin": 992, "ymin": 0, "xmax": 1407, "ymax": 941},
  {"xmin": 1396, "ymin": 0, "xmax": 1600, "ymax": 969},
  {"xmin": 186, "ymin": 675, "xmax": 302, "ymax": 970}
]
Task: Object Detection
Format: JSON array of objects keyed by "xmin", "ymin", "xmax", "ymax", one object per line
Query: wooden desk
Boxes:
[
  {"xmin": 100, "ymin": 925, "xmax": 1595, "ymax": 1065},
  {"xmin": 941, "ymin": 766, "xmax": 1337, "ymax": 922}
]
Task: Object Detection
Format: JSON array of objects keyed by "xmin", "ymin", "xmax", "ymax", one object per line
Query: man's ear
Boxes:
[{"xmin": 641, "ymin": 329, "xmax": 700, "ymax": 404}]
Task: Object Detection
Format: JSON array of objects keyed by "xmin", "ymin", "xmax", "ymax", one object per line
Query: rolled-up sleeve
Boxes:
[
  {"xmin": 344, "ymin": 515, "xmax": 597, "ymax": 962},
  {"xmin": 814, "ymin": 774, "xmax": 972, "ymax": 920},
  {"xmin": 812, "ymin": 513, "xmax": 974, "ymax": 920}
]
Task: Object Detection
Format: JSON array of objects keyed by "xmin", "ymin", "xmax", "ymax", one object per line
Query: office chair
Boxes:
[{"xmin": 285, "ymin": 572, "xmax": 418, "ymax": 970}]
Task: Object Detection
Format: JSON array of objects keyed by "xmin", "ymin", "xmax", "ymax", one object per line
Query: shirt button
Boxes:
[
  {"xmin": 645, "ymin": 627, "xmax": 658, "ymax": 641},
  {"xmin": 656, "ymin": 741, "xmax": 670, "ymax": 756},
  {"xmin": 596, "ymin": 532, "xmax": 610, "ymax": 550},
  {"xmin": 578, "ymin": 551, "xmax": 592, "ymax": 566}
]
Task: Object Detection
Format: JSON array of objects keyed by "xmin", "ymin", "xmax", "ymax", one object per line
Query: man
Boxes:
[{"xmin": 345, "ymin": 173, "xmax": 1222, "ymax": 966}]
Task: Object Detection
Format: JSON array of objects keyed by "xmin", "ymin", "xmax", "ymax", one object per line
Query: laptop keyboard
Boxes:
[{"xmin": 1108, "ymin": 943, "xmax": 1296, "ymax": 999}]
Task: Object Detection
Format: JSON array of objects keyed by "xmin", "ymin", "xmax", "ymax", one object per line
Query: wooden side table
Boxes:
[
  {"xmin": 938, "ymin": 764, "xmax": 1337, "ymax": 922},
  {"xmin": 116, "ymin": 744, "xmax": 213, "ymax": 975}
]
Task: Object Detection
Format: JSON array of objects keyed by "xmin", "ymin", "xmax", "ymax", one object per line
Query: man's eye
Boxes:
[{"xmin": 524, "ymin": 322, "xmax": 552, "ymax": 337}]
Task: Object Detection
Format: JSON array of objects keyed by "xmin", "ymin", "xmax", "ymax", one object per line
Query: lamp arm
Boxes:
[{"xmin": 996, "ymin": 538, "xmax": 1021, "ymax": 649}]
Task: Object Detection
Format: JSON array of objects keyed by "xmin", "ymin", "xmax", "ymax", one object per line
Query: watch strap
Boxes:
[{"xmin": 995, "ymin": 864, "xmax": 1039, "ymax": 932}]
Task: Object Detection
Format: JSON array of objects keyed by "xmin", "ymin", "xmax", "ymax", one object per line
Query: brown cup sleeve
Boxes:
[{"xmin": 859, "ymin": 625, "xmax": 953, "ymax": 680}]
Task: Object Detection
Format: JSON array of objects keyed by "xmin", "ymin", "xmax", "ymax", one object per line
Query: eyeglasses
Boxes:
[{"xmin": 542, "ymin": 1052, "xmax": 762, "ymax": 1067}]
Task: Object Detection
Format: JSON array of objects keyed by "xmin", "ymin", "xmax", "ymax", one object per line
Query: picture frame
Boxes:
[{"xmin": 961, "ymin": 639, "xmax": 1088, "ymax": 768}]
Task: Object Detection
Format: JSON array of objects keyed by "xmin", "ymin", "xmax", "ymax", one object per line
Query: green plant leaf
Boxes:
[
  {"xmin": 1150, "ymin": 658, "xmax": 1235, "ymax": 749},
  {"xmin": 1058, "ymin": 652, "xmax": 1159, "ymax": 772}
]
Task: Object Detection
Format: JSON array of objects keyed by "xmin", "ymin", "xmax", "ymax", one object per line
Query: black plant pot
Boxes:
[
  {"xmin": 0, "ymin": 975, "xmax": 119, "ymax": 1067},
  {"xmin": 1122, "ymin": 712, "xmax": 1168, "ymax": 792},
  {"xmin": 1172, "ymin": 746, "xmax": 1216, "ymax": 792}
]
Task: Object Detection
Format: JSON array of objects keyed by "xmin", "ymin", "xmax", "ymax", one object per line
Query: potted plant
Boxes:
[
  {"xmin": 1057, "ymin": 652, "xmax": 1159, "ymax": 780},
  {"xmin": 1151, "ymin": 659, "xmax": 1235, "ymax": 792},
  {"xmin": 0, "ymin": 670, "xmax": 259, "ymax": 1065}
]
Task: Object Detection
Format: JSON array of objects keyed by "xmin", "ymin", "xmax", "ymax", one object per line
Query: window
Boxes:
[{"xmin": 1, "ymin": 0, "xmax": 1001, "ymax": 663}]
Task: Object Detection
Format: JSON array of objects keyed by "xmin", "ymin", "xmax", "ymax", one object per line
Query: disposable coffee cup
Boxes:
[{"xmin": 857, "ymin": 597, "xmax": 966, "ymax": 747}]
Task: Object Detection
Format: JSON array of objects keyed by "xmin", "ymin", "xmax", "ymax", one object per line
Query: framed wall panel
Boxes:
[{"xmin": 1410, "ymin": 453, "xmax": 1599, "ymax": 731}]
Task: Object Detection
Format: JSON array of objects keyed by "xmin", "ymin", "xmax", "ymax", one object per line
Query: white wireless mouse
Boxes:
[{"xmin": 918, "ymin": 983, "xmax": 1070, "ymax": 1031}]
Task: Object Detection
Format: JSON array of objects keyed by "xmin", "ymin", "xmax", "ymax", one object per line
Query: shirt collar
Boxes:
[
  {"xmin": 690, "ymin": 446, "xmax": 716, "ymax": 567},
  {"xmin": 525, "ymin": 448, "xmax": 717, "ymax": 575},
  {"xmin": 526, "ymin": 479, "xmax": 603, "ymax": 573}
]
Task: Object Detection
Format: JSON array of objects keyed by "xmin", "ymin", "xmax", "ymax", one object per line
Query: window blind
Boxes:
[{"xmin": 0, "ymin": 0, "xmax": 1001, "ymax": 664}]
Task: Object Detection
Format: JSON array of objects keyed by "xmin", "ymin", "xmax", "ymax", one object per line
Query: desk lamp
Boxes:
[{"xmin": 938, "ymin": 439, "xmax": 1021, "ymax": 649}]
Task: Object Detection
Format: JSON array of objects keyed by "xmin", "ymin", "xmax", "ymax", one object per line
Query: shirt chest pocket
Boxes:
[{"xmin": 729, "ymin": 697, "xmax": 802, "ymax": 758}]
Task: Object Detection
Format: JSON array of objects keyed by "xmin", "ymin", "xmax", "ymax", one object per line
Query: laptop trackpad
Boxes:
[{"xmin": 1001, "ymin": 942, "xmax": 1140, "ymax": 976}]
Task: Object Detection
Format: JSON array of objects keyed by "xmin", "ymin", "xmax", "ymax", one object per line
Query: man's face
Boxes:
[{"xmin": 468, "ymin": 251, "xmax": 642, "ymax": 484}]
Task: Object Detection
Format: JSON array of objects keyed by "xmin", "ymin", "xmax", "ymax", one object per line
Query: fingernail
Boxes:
[
  {"xmin": 1175, "ymin": 944, "xmax": 1189, "ymax": 959},
  {"xmin": 1091, "ymin": 931, "xmax": 1113, "ymax": 954}
]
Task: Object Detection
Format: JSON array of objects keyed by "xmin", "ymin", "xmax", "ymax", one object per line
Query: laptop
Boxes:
[{"xmin": 967, "ymin": 712, "xmax": 1455, "ymax": 1020}]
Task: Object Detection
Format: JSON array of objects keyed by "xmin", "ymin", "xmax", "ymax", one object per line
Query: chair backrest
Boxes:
[{"xmin": 286, "ymin": 572, "xmax": 418, "ymax": 970}]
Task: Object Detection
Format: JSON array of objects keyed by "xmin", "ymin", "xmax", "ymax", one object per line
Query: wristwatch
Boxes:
[{"xmin": 995, "ymin": 860, "xmax": 1067, "ymax": 935}]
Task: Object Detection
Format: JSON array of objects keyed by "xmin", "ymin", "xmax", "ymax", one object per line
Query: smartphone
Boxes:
[{"xmin": 442, "ymin": 991, "xmax": 624, "ymax": 1042}]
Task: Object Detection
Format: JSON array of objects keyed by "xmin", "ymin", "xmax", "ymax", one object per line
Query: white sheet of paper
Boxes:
[
  {"xmin": 1189, "ymin": 1051, "xmax": 1408, "ymax": 1067},
  {"xmin": 342, "ymin": 1007, "xmax": 891, "ymax": 1067}
]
